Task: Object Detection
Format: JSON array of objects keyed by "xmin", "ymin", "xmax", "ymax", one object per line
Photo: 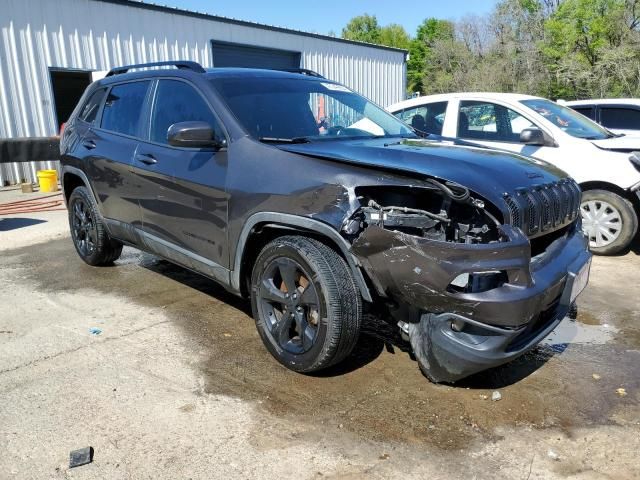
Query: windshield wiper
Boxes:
[{"xmin": 259, "ymin": 136, "xmax": 310, "ymax": 144}]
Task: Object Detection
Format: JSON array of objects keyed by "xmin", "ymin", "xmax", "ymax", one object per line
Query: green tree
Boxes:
[
  {"xmin": 378, "ymin": 24, "xmax": 411, "ymax": 49},
  {"xmin": 340, "ymin": 1, "xmax": 640, "ymax": 98},
  {"xmin": 408, "ymin": 18, "xmax": 455, "ymax": 94},
  {"xmin": 542, "ymin": 0, "xmax": 637, "ymax": 98},
  {"xmin": 543, "ymin": 0, "xmax": 625, "ymax": 67},
  {"xmin": 416, "ymin": 17, "xmax": 455, "ymax": 44},
  {"xmin": 341, "ymin": 14, "xmax": 381, "ymax": 44}
]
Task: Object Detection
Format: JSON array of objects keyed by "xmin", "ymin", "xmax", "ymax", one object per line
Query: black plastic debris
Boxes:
[{"xmin": 69, "ymin": 447, "xmax": 94, "ymax": 468}]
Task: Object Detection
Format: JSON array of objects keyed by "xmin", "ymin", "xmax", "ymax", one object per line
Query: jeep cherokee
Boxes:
[{"xmin": 60, "ymin": 61, "xmax": 591, "ymax": 383}]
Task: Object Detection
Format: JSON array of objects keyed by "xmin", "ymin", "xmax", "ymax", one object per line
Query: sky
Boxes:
[{"xmin": 155, "ymin": 0, "xmax": 498, "ymax": 37}]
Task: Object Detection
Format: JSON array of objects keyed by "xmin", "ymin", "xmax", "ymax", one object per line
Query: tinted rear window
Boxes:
[
  {"xmin": 600, "ymin": 107, "xmax": 640, "ymax": 130},
  {"xmin": 101, "ymin": 81, "xmax": 150, "ymax": 137}
]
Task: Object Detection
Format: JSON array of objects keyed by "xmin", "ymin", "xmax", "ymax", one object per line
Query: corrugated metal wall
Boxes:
[{"xmin": 0, "ymin": 0, "xmax": 406, "ymax": 185}]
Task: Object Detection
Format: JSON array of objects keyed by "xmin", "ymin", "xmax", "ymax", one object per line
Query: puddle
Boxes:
[
  {"xmin": 543, "ymin": 317, "xmax": 618, "ymax": 347},
  {"xmin": 576, "ymin": 310, "xmax": 601, "ymax": 326}
]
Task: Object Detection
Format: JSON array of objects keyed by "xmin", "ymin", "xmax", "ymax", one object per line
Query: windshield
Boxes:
[
  {"xmin": 520, "ymin": 99, "xmax": 612, "ymax": 140},
  {"xmin": 210, "ymin": 76, "xmax": 415, "ymax": 142}
]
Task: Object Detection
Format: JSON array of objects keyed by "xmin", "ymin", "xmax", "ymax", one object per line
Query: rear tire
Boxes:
[
  {"xmin": 250, "ymin": 235, "xmax": 362, "ymax": 373},
  {"xmin": 580, "ymin": 189, "xmax": 637, "ymax": 255},
  {"xmin": 68, "ymin": 186, "xmax": 123, "ymax": 266}
]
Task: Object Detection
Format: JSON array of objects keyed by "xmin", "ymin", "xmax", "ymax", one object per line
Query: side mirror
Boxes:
[
  {"xmin": 519, "ymin": 127, "xmax": 552, "ymax": 147},
  {"xmin": 167, "ymin": 121, "xmax": 225, "ymax": 149}
]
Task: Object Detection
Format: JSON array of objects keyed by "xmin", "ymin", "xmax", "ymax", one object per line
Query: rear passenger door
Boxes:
[
  {"xmin": 133, "ymin": 78, "xmax": 229, "ymax": 278},
  {"xmin": 395, "ymin": 101, "xmax": 448, "ymax": 136},
  {"xmin": 396, "ymin": 102, "xmax": 448, "ymax": 135},
  {"xmin": 81, "ymin": 80, "xmax": 151, "ymax": 241}
]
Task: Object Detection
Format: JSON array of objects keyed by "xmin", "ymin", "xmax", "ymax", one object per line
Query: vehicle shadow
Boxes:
[
  {"xmin": 320, "ymin": 318, "xmax": 560, "ymax": 386},
  {"xmin": 136, "ymin": 254, "xmax": 559, "ymax": 385},
  {"xmin": 0, "ymin": 217, "xmax": 46, "ymax": 231},
  {"xmin": 630, "ymin": 234, "xmax": 640, "ymax": 255},
  {"xmin": 137, "ymin": 255, "xmax": 252, "ymax": 316},
  {"xmin": 311, "ymin": 313, "xmax": 410, "ymax": 377},
  {"xmin": 456, "ymin": 345, "xmax": 560, "ymax": 389}
]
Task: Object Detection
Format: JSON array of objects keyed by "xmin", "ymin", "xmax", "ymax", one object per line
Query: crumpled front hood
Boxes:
[{"xmin": 278, "ymin": 138, "xmax": 570, "ymax": 207}]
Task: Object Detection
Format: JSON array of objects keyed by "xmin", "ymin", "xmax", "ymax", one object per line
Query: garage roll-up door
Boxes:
[{"xmin": 211, "ymin": 41, "xmax": 301, "ymax": 70}]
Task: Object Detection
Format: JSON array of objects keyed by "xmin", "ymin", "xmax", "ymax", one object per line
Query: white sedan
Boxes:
[{"xmin": 388, "ymin": 93, "xmax": 640, "ymax": 255}]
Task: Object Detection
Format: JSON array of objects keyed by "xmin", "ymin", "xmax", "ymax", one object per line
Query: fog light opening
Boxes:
[
  {"xmin": 450, "ymin": 318, "xmax": 465, "ymax": 332},
  {"xmin": 447, "ymin": 270, "xmax": 508, "ymax": 294}
]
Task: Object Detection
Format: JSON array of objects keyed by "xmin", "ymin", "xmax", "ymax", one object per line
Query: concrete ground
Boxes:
[{"xmin": 1, "ymin": 188, "xmax": 639, "ymax": 479}]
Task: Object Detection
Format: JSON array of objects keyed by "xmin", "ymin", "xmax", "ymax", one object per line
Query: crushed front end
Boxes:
[{"xmin": 347, "ymin": 178, "xmax": 591, "ymax": 383}]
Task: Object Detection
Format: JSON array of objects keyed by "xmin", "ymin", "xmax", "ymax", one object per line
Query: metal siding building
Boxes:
[{"xmin": 0, "ymin": 0, "xmax": 407, "ymax": 185}]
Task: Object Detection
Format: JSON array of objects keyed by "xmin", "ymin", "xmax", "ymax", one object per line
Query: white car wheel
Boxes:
[
  {"xmin": 581, "ymin": 199, "xmax": 622, "ymax": 248},
  {"xmin": 580, "ymin": 189, "xmax": 638, "ymax": 255}
]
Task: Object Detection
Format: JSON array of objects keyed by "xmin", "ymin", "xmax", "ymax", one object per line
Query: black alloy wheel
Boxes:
[
  {"xmin": 258, "ymin": 257, "xmax": 320, "ymax": 355},
  {"xmin": 71, "ymin": 196, "xmax": 97, "ymax": 257},
  {"xmin": 67, "ymin": 186, "xmax": 123, "ymax": 266},
  {"xmin": 251, "ymin": 236, "xmax": 362, "ymax": 373}
]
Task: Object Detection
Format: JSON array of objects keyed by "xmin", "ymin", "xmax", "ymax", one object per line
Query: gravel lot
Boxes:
[{"xmin": 1, "ymin": 188, "xmax": 639, "ymax": 479}]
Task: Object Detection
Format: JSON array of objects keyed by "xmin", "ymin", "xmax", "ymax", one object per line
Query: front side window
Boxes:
[
  {"xmin": 210, "ymin": 76, "xmax": 414, "ymax": 142},
  {"xmin": 458, "ymin": 101, "xmax": 535, "ymax": 142},
  {"xmin": 100, "ymin": 81, "xmax": 150, "ymax": 137},
  {"xmin": 600, "ymin": 107, "xmax": 640, "ymax": 130},
  {"xmin": 150, "ymin": 80, "xmax": 221, "ymax": 144},
  {"xmin": 396, "ymin": 101, "xmax": 447, "ymax": 135},
  {"xmin": 79, "ymin": 88, "xmax": 107, "ymax": 124},
  {"xmin": 521, "ymin": 99, "xmax": 611, "ymax": 139}
]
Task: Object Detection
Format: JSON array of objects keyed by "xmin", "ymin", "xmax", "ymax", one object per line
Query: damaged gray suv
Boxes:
[{"xmin": 60, "ymin": 61, "xmax": 592, "ymax": 383}]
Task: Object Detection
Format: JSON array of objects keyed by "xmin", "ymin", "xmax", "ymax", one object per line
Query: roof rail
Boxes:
[
  {"xmin": 105, "ymin": 61, "xmax": 206, "ymax": 77},
  {"xmin": 281, "ymin": 68, "xmax": 325, "ymax": 78}
]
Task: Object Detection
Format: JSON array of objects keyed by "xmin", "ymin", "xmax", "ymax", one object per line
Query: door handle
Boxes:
[
  {"xmin": 82, "ymin": 140, "xmax": 96, "ymax": 150},
  {"xmin": 135, "ymin": 153, "xmax": 157, "ymax": 165}
]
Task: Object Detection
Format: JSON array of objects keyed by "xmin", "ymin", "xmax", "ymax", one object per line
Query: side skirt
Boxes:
[{"xmin": 104, "ymin": 218, "xmax": 233, "ymax": 290}]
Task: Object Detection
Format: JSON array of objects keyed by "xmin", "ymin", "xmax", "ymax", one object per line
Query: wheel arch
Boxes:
[
  {"xmin": 232, "ymin": 213, "xmax": 372, "ymax": 303},
  {"xmin": 579, "ymin": 180, "xmax": 639, "ymax": 208},
  {"xmin": 61, "ymin": 166, "xmax": 99, "ymax": 207}
]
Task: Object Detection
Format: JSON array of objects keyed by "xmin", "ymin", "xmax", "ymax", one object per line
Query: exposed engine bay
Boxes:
[{"xmin": 342, "ymin": 179, "xmax": 503, "ymax": 245}]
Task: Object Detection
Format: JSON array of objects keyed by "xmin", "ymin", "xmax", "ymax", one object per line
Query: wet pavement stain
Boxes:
[
  {"xmin": 3, "ymin": 238, "xmax": 639, "ymax": 450},
  {"xmin": 575, "ymin": 310, "xmax": 601, "ymax": 326}
]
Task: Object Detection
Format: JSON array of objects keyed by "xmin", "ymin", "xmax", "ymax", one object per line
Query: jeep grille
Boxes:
[{"xmin": 504, "ymin": 180, "xmax": 581, "ymax": 237}]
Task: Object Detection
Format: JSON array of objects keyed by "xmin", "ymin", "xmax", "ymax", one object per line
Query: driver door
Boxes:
[
  {"xmin": 132, "ymin": 78, "xmax": 229, "ymax": 278},
  {"xmin": 454, "ymin": 100, "xmax": 561, "ymax": 165}
]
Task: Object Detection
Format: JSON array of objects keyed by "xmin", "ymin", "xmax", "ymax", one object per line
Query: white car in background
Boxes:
[
  {"xmin": 563, "ymin": 99, "xmax": 640, "ymax": 136},
  {"xmin": 388, "ymin": 93, "xmax": 640, "ymax": 255}
]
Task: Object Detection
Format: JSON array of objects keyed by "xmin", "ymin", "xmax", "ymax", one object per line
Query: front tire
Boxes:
[
  {"xmin": 250, "ymin": 236, "xmax": 362, "ymax": 373},
  {"xmin": 580, "ymin": 189, "xmax": 638, "ymax": 255},
  {"xmin": 68, "ymin": 186, "xmax": 123, "ymax": 266}
]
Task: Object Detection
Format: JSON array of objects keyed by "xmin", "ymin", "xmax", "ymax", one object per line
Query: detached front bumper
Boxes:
[{"xmin": 352, "ymin": 221, "xmax": 591, "ymax": 382}]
